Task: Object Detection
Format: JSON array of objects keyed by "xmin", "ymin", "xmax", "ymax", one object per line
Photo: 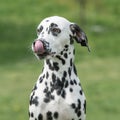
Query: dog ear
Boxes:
[{"xmin": 70, "ymin": 24, "xmax": 90, "ymax": 52}]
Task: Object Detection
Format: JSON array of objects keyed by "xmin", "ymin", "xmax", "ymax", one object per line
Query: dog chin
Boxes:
[
  {"xmin": 36, "ymin": 51, "xmax": 56, "ymax": 59},
  {"xmin": 35, "ymin": 53, "xmax": 47, "ymax": 59}
]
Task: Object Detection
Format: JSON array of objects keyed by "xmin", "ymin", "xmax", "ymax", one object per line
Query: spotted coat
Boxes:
[{"xmin": 29, "ymin": 16, "xmax": 89, "ymax": 120}]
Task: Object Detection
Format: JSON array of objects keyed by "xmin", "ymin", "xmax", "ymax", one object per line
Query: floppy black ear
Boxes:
[{"xmin": 70, "ymin": 24, "xmax": 90, "ymax": 52}]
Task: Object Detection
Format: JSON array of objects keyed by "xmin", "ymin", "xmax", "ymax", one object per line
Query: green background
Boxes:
[{"xmin": 0, "ymin": 0, "xmax": 120, "ymax": 119}]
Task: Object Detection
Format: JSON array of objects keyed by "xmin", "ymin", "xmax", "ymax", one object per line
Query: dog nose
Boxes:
[
  {"xmin": 33, "ymin": 41, "xmax": 36, "ymax": 46},
  {"xmin": 33, "ymin": 40, "xmax": 45, "ymax": 54}
]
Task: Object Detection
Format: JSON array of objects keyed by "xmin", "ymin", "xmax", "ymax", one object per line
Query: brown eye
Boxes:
[
  {"xmin": 52, "ymin": 28, "xmax": 61, "ymax": 33},
  {"xmin": 51, "ymin": 28, "xmax": 61, "ymax": 36}
]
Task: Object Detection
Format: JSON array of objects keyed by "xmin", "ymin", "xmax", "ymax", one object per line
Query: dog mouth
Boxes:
[{"xmin": 32, "ymin": 40, "xmax": 53, "ymax": 59}]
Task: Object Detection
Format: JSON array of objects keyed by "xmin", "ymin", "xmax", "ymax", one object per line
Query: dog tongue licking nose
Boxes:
[{"xmin": 34, "ymin": 40, "xmax": 45, "ymax": 54}]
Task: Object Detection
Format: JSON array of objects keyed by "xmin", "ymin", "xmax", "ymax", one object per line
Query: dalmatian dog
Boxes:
[{"xmin": 29, "ymin": 16, "xmax": 90, "ymax": 120}]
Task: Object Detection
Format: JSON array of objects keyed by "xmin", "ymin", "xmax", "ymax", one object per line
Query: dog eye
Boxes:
[{"xmin": 52, "ymin": 28, "xmax": 61, "ymax": 33}]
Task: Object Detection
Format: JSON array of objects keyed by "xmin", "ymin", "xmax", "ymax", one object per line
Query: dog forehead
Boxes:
[{"xmin": 38, "ymin": 16, "xmax": 71, "ymax": 29}]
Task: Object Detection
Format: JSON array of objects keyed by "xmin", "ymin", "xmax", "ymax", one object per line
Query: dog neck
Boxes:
[{"xmin": 42, "ymin": 45, "xmax": 77, "ymax": 77}]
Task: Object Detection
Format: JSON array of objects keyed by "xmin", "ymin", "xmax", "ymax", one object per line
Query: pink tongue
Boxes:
[{"xmin": 34, "ymin": 40, "xmax": 45, "ymax": 54}]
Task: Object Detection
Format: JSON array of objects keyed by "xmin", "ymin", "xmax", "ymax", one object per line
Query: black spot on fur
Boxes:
[
  {"xmin": 74, "ymin": 79, "xmax": 77, "ymax": 85},
  {"xmin": 37, "ymin": 25, "xmax": 43, "ymax": 34},
  {"xmin": 44, "ymin": 97, "xmax": 50, "ymax": 103},
  {"xmin": 32, "ymin": 84, "xmax": 37, "ymax": 91},
  {"xmin": 63, "ymin": 71, "xmax": 67, "ymax": 78},
  {"xmin": 60, "ymin": 51, "xmax": 63, "ymax": 55},
  {"xmin": 55, "ymin": 78, "xmax": 64, "ymax": 90},
  {"xmin": 46, "ymin": 27, "xmax": 48, "ymax": 32},
  {"xmin": 46, "ymin": 60, "xmax": 59, "ymax": 71},
  {"xmin": 56, "ymin": 89, "xmax": 61, "ymax": 95},
  {"xmin": 84, "ymin": 100, "xmax": 86, "ymax": 114},
  {"xmin": 61, "ymin": 89, "xmax": 66, "ymax": 98},
  {"xmin": 64, "ymin": 53, "xmax": 68, "ymax": 58},
  {"xmin": 43, "ymin": 86, "xmax": 48, "ymax": 93},
  {"xmin": 45, "ymin": 81, "xmax": 48, "ymax": 86},
  {"xmin": 73, "ymin": 64, "xmax": 77, "ymax": 75},
  {"xmin": 52, "ymin": 73, "xmax": 56, "ymax": 82},
  {"xmin": 30, "ymin": 91, "xmax": 35, "ymax": 105},
  {"xmin": 46, "ymin": 72, "xmax": 49, "ymax": 79},
  {"xmin": 64, "ymin": 45, "xmax": 69, "ymax": 52},
  {"xmin": 30, "ymin": 112, "xmax": 34, "ymax": 117},
  {"xmin": 38, "ymin": 113, "xmax": 43, "ymax": 120},
  {"xmin": 77, "ymin": 110, "xmax": 81, "ymax": 117},
  {"xmin": 43, "ymin": 82, "xmax": 55, "ymax": 103},
  {"xmin": 78, "ymin": 99, "xmax": 81, "ymax": 109},
  {"xmin": 79, "ymin": 90, "xmax": 83, "ymax": 95},
  {"xmin": 70, "ymin": 88, "xmax": 73, "ymax": 92},
  {"xmin": 54, "ymin": 112, "xmax": 59, "ymax": 119},
  {"xmin": 64, "ymin": 80, "xmax": 69, "ymax": 88},
  {"xmin": 56, "ymin": 55, "xmax": 65, "ymax": 65},
  {"xmin": 62, "ymin": 76, "xmax": 65, "ymax": 83},
  {"xmin": 46, "ymin": 91, "xmax": 51, "ymax": 98},
  {"xmin": 70, "ymin": 80, "xmax": 74, "ymax": 85},
  {"xmin": 43, "ymin": 74, "xmax": 45, "ymax": 78},
  {"xmin": 53, "ymin": 62, "xmax": 59, "ymax": 71},
  {"xmin": 51, "ymin": 76, "xmax": 66, "ymax": 98},
  {"xmin": 64, "ymin": 44, "xmax": 69, "ymax": 48},
  {"xmin": 71, "ymin": 103, "xmax": 76, "ymax": 109},
  {"xmin": 71, "ymin": 100, "xmax": 82, "ymax": 118},
  {"xmin": 30, "ymin": 96, "xmax": 39, "ymax": 106},
  {"xmin": 68, "ymin": 67, "xmax": 71, "ymax": 76},
  {"xmin": 46, "ymin": 20, "xmax": 49, "ymax": 22},
  {"xmin": 69, "ymin": 35, "xmax": 74, "ymax": 44},
  {"xmin": 46, "ymin": 59, "xmax": 54, "ymax": 71},
  {"xmin": 46, "ymin": 111, "xmax": 53, "ymax": 120},
  {"xmin": 70, "ymin": 58, "xmax": 73, "ymax": 67},
  {"xmin": 41, "ymin": 32, "xmax": 44, "ymax": 35},
  {"xmin": 50, "ymin": 23, "xmax": 58, "ymax": 27},
  {"xmin": 39, "ymin": 77, "xmax": 43, "ymax": 83},
  {"xmin": 43, "ymin": 87, "xmax": 48, "ymax": 93},
  {"xmin": 51, "ymin": 95, "xmax": 55, "ymax": 100}
]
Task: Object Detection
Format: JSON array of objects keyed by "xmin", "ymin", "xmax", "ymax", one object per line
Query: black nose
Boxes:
[{"xmin": 33, "ymin": 41, "xmax": 36, "ymax": 46}]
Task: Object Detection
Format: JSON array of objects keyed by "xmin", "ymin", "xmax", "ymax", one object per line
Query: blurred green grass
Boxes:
[{"xmin": 0, "ymin": 0, "xmax": 120, "ymax": 120}]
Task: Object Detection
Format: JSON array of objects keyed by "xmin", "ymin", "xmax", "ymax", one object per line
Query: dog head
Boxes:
[{"xmin": 32, "ymin": 16, "xmax": 90, "ymax": 59}]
